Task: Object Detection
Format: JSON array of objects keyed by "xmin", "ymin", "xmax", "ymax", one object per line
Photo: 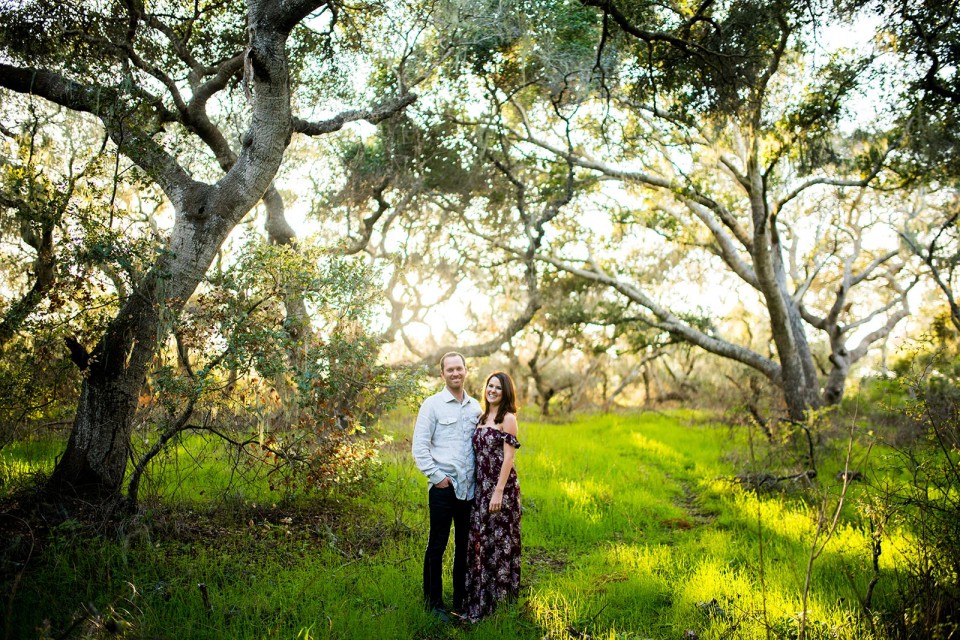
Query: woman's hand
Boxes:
[{"xmin": 489, "ymin": 488, "xmax": 504, "ymax": 513}]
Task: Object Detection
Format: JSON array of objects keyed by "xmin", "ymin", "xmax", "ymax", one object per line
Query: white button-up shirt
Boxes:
[{"xmin": 412, "ymin": 387, "xmax": 482, "ymax": 500}]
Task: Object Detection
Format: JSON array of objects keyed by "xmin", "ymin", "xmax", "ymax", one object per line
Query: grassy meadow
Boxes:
[{"xmin": 1, "ymin": 410, "xmax": 907, "ymax": 639}]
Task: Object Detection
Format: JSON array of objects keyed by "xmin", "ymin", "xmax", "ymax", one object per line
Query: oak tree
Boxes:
[{"xmin": 0, "ymin": 0, "xmax": 421, "ymax": 501}]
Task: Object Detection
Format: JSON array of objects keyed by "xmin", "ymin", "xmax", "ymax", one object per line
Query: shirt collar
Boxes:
[{"xmin": 440, "ymin": 386, "xmax": 469, "ymax": 405}]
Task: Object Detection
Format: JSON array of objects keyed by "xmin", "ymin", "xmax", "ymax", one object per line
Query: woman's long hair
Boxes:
[{"xmin": 479, "ymin": 371, "xmax": 518, "ymax": 426}]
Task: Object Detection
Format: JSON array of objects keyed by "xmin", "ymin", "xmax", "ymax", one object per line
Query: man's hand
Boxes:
[{"xmin": 435, "ymin": 477, "xmax": 452, "ymax": 489}]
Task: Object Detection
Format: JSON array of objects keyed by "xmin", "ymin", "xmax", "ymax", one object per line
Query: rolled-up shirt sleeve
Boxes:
[{"xmin": 412, "ymin": 402, "xmax": 446, "ymax": 485}]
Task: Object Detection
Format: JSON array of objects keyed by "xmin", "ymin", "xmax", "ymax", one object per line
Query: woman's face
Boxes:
[{"xmin": 485, "ymin": 376, "xmax": 503, "ymax": 405}]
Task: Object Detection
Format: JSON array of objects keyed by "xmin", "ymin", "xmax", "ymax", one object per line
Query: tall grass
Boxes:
[
  {"xmin": 1, "ymin": 410, "xmax": 905, "ymax": 639},
  {"xmin": 0, "ymin": 438, "xmax": 61, "ymax": 486}
]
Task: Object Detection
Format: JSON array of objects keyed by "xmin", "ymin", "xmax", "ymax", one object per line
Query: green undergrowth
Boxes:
[
  {"xmin": 0, "ymin": 437, "xmax": 61, "ymax": 486},
  {"xmin": 1, "ymin": 410, "xmax": 909, "ymax": 639}
]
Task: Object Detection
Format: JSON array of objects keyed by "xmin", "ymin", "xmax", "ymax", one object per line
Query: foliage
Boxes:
[
  {"xmin": 0, "ymin": 102, "xmax": 157, "ymax": 451},
  {"xmin": 420, "ymin": 0, "xmax": 917, "ymax": 423},
  {"xmin": 132, "ymin": 235, "xmax": 421, "ymax": 501},
  {"xmin": 452, "ymin": 0, "xmax": 600, "ymax": 90},
  {"xmin": 847, "ymin": 0, "xmax": 960, "ymax": 182},
  {"xmin": 855, "ymin": 317, "xmax": 960, "ymax": 438},
  {"xmin": 857, "ymin": 336, "xmax": 960, "ymax": 639}
]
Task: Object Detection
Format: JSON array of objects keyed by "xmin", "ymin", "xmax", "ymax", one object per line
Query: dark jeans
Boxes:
[{"xmin": 423, "ymin": 484, "xmax": 472, "ymax": 611}]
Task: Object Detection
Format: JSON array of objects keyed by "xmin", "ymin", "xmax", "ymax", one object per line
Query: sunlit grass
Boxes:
[
  {"xmin": 0, "ymin": 437, "xmax": 61, "ymax": 483},
  {"xmin": 1, "ymin": 409, "xmax": 914, "ymax": 639}
]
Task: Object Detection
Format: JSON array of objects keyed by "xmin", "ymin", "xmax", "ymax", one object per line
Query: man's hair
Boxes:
[{"xmin": 439, "ymin": 351, "xmax": 466, "ymax": 371}]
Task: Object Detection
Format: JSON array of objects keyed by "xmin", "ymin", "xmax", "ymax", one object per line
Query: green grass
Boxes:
[
  {"xmin": 0, "ymin": 437, "xmax": 61, "ymax": 485},
  {"xmin": 1, "ymin": 410, "xmax": 908, "ymax": 639}
]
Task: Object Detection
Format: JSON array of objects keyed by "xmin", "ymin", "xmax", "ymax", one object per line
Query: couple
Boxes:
[{"xmin": 411, "ymin": 351, "xmax": 522, "ymax": 623}]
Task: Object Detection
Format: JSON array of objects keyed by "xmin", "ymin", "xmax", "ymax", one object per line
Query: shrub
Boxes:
[
  {"xmin": 126, "ymin": 235, "xmax": 421, "ymax": 504},
  {"xmin": 861, "ymin": 337, "xmax": 960, "ymax": 639}
]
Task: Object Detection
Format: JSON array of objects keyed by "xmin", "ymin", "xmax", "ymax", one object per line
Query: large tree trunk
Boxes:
[
  {"xmin": 47, "ymin": 3, "xmax": 299, "ymax": 501},
  {"xmin": 747, "ymin": 154, "xmax": 821, "ymax": 421},
  {"xmin": 50, "ymin": 216, "xmax": 246, "ymax": 497},
  {"xmin": 50, "ymin": 279, "xmax": 169, "ymax": 498}
]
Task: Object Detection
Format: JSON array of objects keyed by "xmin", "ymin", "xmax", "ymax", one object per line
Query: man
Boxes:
[{"xmin": 412, "ymin": 351, "xmax": 482, "ymax": 621}]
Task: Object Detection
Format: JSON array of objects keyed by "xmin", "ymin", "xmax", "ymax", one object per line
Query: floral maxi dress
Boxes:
[{"xmin": 463, "ymin": 426, "xmax": 521, "ymax": 621}]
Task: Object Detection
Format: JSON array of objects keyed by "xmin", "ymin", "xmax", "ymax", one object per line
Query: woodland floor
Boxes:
[{"xmin": 0, "ymin": 409, "xmax": 906, "ymax": 640}]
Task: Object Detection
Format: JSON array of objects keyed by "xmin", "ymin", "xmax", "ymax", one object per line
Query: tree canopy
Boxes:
[{"xmin": 0, "ymin": 0, "xmax": 955, "ymax": 504}]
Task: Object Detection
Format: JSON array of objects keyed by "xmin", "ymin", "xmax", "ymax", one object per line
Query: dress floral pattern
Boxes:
[{"xmin": 463, "ymin": 426, "xmax": 521, "ymax": 621}]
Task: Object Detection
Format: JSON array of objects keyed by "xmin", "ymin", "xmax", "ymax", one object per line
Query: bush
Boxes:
[
  {"xmin": 127, "ymin": 235, "xmax": 421, "ymax": 504},
  {"xmin": 861, "ymin": 337, "xmax": 960, "ymax": 639}
]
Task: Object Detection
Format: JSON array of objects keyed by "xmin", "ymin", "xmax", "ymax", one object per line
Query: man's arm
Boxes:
[{"xmin": 412, "ymin": 401, "xmax": 447, "ymax": 485}]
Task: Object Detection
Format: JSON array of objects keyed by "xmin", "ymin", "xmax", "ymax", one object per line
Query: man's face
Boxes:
[{"xmin": 440, "ymin": 355, "xmax": 467, "ymax": 393}]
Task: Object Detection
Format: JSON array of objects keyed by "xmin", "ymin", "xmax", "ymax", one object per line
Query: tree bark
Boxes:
[
  {"xmin": 746, "ymin": 146, "xmax": 820, "ymax": 421},
  {"xmin": 43, "ymin": 0, "xmax": 305, "ymax": 500},
  {"xmin": 51, "ymin": 243, "xmax": 203, "ymax": 496}
]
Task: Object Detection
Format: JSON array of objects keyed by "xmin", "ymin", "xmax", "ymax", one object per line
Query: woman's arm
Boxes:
[{"xmin": 489, "ymin": 414, "xmax": 519, "ymax": 513}]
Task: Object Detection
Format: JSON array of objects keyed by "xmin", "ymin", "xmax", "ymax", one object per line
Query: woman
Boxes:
[{"xmin": 462, "ymin": 371, "xmax": 521, "ymax": 622}]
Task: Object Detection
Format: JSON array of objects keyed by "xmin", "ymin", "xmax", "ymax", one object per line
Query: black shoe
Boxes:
[{"xmin": 430, "ymin": 608, "xmax": 452, "ymax": 624}]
